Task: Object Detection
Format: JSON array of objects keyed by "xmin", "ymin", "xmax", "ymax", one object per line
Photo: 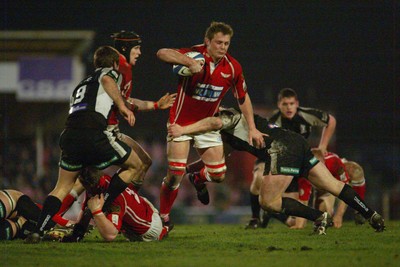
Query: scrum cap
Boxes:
[{"xmin": 111, "ymin": 30, "xmax": 142, "ymax": 61}]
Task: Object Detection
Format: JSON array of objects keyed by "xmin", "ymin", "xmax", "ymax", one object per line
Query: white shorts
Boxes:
[
  {"xmin": 167, "ymin": 131, "xmax": 223, "ymax": 149},
  {"xmin": 141, "ymin": 212, "xmax": 164, "ymax": 242}
]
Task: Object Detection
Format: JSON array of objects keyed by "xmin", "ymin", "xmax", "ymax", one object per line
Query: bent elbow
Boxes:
[
  {"xmin": 103, "ymin": 233, "xmax": 118, "ymax": 242},
  {"xmin": 211, "ymin": 118, "xmax": 223, "ymax": 130},
  {"xmin": 156, "ymin": 48, "xmax": 168, "ymax": 60}
]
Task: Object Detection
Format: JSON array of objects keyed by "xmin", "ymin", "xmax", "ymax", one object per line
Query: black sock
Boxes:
[
  {"xmin": 72, "ymin": 207, "xmax": 92, "ymax": 237},
  {"xmin": 103, "ymin": 173, "xmax": 129, "ymax": 212},
  {"xmin": 16, "ymin": 221, "xmax": 36, "ymax": 239},
  {"xmin": 271, "ymin": 212, "xmax": 289, "ymax": 224},
  {"xmin": 35, "ymin": 195, "xmax": 62, "ymax": 235},
  {"xmin": 338, "ymin": 184, "xmax": 374, "ymax": 219},
  {"xmin": 281, "ymin": 197, "xmax": 322, "ymax": 221},
  {"xmin": 15, "ymin": 195, "xmax": 41, "ymax": 223},
  {"xmin": 250, "ymin": 193, "xmax": 261, "ymax": 219},
  {"xmin": 0, "ymin": 219, "xmax": 14, "ymax": 240}
]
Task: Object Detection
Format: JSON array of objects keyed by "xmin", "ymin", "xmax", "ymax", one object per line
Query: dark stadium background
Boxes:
[{"xmin": 1, "ymin": 1, "xmax": 399, "ymax": 218}]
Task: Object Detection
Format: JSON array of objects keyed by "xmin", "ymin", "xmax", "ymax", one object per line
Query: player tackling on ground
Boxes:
[{"xmin": 168, "ymin": 108, "xmax": 385, "ymax": 234}]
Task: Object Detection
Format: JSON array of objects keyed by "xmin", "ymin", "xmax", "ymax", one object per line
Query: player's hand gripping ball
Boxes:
[{"xmin": 173, "ymin": 51, "xmax": 205, "ymax": 76}]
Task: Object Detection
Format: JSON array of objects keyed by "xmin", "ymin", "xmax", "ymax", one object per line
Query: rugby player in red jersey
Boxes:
[
  {"xmin": 156, "ymin": 22, "xmax": 265, "ymax": 226},
  {"xmin": 80, "ymin": 168, "xmax": 171, "ymax": 242}
]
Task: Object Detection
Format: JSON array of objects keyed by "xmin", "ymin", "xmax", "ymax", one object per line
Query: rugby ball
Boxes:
[{"xmin": 172, "ymin": 51, "xmax": 205, "ymax": 76}]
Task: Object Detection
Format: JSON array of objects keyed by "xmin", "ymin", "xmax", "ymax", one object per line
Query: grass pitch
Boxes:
[{"xmin": 1, "ymin": 221, "xmax": 399, "ymax": 267}]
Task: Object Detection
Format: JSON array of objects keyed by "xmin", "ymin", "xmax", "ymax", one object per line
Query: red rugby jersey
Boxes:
[{"xmin": 169, "ymin": 44, "xmax": 248, "ymax": 126}]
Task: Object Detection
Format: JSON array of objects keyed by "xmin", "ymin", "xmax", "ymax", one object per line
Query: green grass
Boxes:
[{"xmin": 1, "ymin": 221, "xmax": 399, "ymax": 267}]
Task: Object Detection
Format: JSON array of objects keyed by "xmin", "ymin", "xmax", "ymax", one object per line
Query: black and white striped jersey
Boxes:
[{"xmin": 66, "ymin": 67, "xmax": 122, "ymax": 129}]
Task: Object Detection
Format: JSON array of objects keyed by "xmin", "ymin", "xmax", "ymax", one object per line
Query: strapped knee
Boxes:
[
  {"xmin": 167, "ymin": 159, "xmax": 187, "ymax": 177},
  {"xmin": 204, "ymin": 160, "xmax": 227, "ymax": 183}
]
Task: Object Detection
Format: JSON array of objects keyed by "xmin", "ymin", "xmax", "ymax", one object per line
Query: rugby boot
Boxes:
[
  {"xmin": 313, "ymin": 212, "xmax": 333, "ymax": 235},
  {"xmin": 245, "ymin": 218, "xmax": 260, "ymax": 229},
  {"xmin": 188, "ymin": 173, "xmax": 210, "ymax": 205},
  {"xmin": 368, "ymin": 212, "xmax": 385, "ymax": 232}
]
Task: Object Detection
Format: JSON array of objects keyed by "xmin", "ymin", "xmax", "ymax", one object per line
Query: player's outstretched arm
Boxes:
[
  {"xmin": 237, "ymin": 94, "xmax": 266, "ymax": 148},
  {"xmin": 168, "ymin": 117, "xmax": 223, "ymax": 138},
  {"xmin": 129, "ymin": 92, "xmax": 177, "ymax": 111},
  {"xmin": 318, "ymin": 114, "xmax": 336, "ymax": 154}
]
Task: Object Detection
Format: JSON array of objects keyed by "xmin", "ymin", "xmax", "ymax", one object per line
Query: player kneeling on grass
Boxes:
[
  {"xmin": 66, "ymin": 167, "xmax": 172, "ymax": 242},
  {"xmin": 167, "ymin": 107, "xmax": 385, "ymax": 234}
]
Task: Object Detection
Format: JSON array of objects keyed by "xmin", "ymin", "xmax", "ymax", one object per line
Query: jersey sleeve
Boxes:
[
  {"xmin": 297, "ymin": 107, "xmax": 330, "ymax": 127},
  {"xmin": 99, "ymin": 67, "xmax": 121, "ymax": 85},
  {"xmin": 105, "ymin": 195, "xmax": 125, "ymax": 231},
  {"xmin": 231, "ymin": 60, "xmax": 248, "ymax": 100}
]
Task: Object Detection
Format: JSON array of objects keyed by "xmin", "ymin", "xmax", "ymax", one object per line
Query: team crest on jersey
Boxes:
[
  {"xmin": 300, "ymin": 125, "xmax": 307, "ymax": 135},
  {"xmin": 220, "ymin": 72, "xmax": 231, "ymax": 78}
]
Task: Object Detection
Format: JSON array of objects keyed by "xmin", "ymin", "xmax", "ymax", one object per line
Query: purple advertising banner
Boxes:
[{"xmin": 17, "ymin": 57, "xmax": 74, "ymax": 101}]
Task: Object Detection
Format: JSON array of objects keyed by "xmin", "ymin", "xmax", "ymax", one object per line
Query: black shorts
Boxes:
[
  {"xmin": 59, "ymin": 128, "xmax": 131, "ymax": 171},
  {"xmin": 263, "ymin": 129, "xmax": 319, "ymax": 178},
  {"xmin": 285, "ymin": 177, "xmax": 299, "ymax": 193}
]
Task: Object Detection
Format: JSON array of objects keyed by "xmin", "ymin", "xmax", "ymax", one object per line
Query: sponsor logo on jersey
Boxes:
[
  {"xmin": 192, "ymin": 83, "xmax": 223, "ymax": 102},
  {"xmin": 220, "ymin": 72, "xmax": 231, "ymax": 78},
  {"xmin": 60, "ymin": 161, "xmax": 83, "ymax": 170},
  {"xmin": 112, "ymin": 214, "xmax": 119, "ymax": 225},
  {"xmin": 309, "ymin": 157, "xmax": 319, "ymax": 165},
  {"xmin": 280, "ymin": 167, "xmax": 300, "ymax": 175},
  {"xmin": 96, "ymin": 156, "xmax": 119, "ymax": 169},
  {"xmin": 69, "ymin": 103, "xmax": 88, "ymax": 114}
]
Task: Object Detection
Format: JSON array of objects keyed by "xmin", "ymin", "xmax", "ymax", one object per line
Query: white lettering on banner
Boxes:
[{"xmin": 17, "ymin": 79, "xmax": 73, "ymax": 101}]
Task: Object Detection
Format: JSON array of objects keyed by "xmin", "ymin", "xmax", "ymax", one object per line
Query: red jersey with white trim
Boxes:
[
  {"xmin": 170, "ymin": 44, "xmax": 248, "ymax": 126},
  {"xmin": 108, "ymin": 54, "xmax": 132, "ymax": 125},
  {"xmin": 324, "ymin": 152, "xmax": 349, "ymax": 184},
  {"xmin": 98, "ymin": 175, "xmax": 155, "ymax": 235}
]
